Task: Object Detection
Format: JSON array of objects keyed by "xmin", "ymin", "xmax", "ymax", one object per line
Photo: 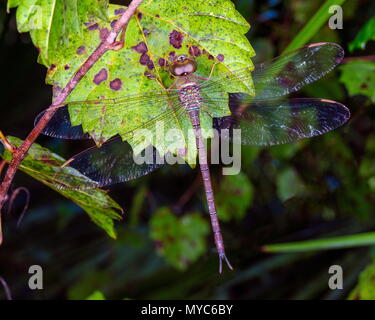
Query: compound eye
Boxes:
[{"xmin": 177, "ymin": 55, "xmax": 186, "ymax": 62}]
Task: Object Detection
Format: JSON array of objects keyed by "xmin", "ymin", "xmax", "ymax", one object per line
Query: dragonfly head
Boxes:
[{"xmin": 169, "ymin": 55, "xmax": 197, "ymax": 76}]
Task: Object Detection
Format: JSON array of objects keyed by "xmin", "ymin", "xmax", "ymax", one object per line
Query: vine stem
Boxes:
[{"xmin": 0, "ymin": 0, "xmax": 144, "ymax": 213}]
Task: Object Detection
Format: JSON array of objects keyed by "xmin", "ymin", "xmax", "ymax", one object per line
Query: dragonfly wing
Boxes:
[
  {"xmin": 57, "ymin": 137, "xmax": 165, "ymax": 189},
  {"xmin": 200, "ymin": 42, "xmax": 344, "ymax": 100},
  {"xmin": 34, "ymin": 107, "xmax": 91, "ymax": 139},
  {"xmin": 35, "ymin": 89, "xmax": 181, "ymax": 141},
  {"xmin": 211, "ymin": 96, "xmax": 350, "ymax": 146}
]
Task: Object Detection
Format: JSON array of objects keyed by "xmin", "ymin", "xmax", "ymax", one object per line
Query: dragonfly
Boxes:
[{"xmin": 35, "ymin": 42, "xmax": 350, "ymax": 273}]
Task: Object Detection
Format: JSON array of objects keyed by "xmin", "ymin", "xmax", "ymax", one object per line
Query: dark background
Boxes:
[{"xmin": 0, "ymin": 0, "xmax": 374, "ymax": 299}]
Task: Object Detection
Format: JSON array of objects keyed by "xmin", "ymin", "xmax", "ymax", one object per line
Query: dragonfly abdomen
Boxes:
[{"xmin": 179, "ymin": 83, "xmax": 233, "ymax": 272}]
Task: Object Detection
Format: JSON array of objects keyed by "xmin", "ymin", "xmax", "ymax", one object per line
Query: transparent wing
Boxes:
[
  {"xmin": 210, "ymin": 96, "xmax": 350, "ymax": 146},
  {"xmin": 34, "ymin": 106, "xmax": 91, "ymax": 139},
  {"xmin": 35, "ymin": 89, "xmax": 181, "ymax": 140},
  {"xmin": 199, "ymin": 42, "xmax": 344, "ymax": 101},
  {"xmin": 55, "ymin": 137, "xmax": 165, "ymax": 189}
]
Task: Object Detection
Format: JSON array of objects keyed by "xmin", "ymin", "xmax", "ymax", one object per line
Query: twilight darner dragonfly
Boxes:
[{"xmin": 35, "ymin": 42, "xmax": 350, "ymax": 272}]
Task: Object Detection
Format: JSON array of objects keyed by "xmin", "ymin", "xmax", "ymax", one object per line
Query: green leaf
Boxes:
[
  {"xmin": 86, "ymin": 290, "xmax": 106, "ymax": 300},
  {"xmin": 216, "ymin": 172, "xmax": 253, "ymax": 222},
  {"xmin": 262, "ymin": 232, "xmax": 375, "ymax": 253},
  {"xmin": 348, "ymin": 261, "xmax": 375, "ymax": 300},
  {"xmin": 349, "ymin": 16, "xmax": 375, "ymax": 52},
  {"xmin": 283, "ymin": 0, "xmax": 347, "ymax": 53},
  {"xmin": 276, "ymin": 167, "xmax": 305, "ymax": 202},
  {"xmin": 150, "ymin": 207, "xmax": 209, "ymax": 270},
  {"xmin": 7, "ymin": 0, "xmax": 109, "ymax": 66},
  {"xmin": 339, "ymin": 60, "xmax": 375, "ymax": 103},
  {"xmin": 9, "ymin": 0, "xmax": 254, "ymax": 164},
  {"xmin": 0, "ymin": 136, "xmax": 122, "ymax": 239}
]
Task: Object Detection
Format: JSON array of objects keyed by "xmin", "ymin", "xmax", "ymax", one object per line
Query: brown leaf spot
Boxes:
[
  {"xmin": 49, "ymin": 64, "xmax": 56, "ymax": 71},
  {"xmin": 143, "ymin": 28, "xmax": 151, "ymax": 36},
  {"xmin": 169, "ymin": 51, "xmax": 176, "ymax": 61},
  {"xmin": 76, "ymin": 46, "xmax": 86, "ymax": 55},
  {"xmin": 189, "ymin": 46, "xmax": 201, "ymax": 57},
  {"xmin": 361, "ymin": 83, "xmax": 368, "ymax": 89},
  {"xmin": 158, "ymin": 58, "xmax": 167, "ymax": 67},
  {"xmin": 53, "ymin": 86, "xmax": 62, "ymax": 98},
  {"xmin": 93, "ymin": 68, "xmax": 108, "ymax": 85},
  {"xmin": 110, "ymin": 19, "xmax": 118, "ymax": 28},
  {"xmin": 131, "ymin": 42, "xmax": 148, "ymax": 54},
  {"xmin": 114, "ymin": 8, "xmax": 125, "ymax": 15},
  {"xmin": 140, "ymin": 53, "xmax": 151, "ymax": 65},
  {"xmin": 100, "ymin": 28, "xmax": 109, "ymax": 41},
  {"xmin": 169, "ymin": 30, "xmax": 184, "ymax": 49},
  {"xmin": 147, "ymin": 61, "xmax": 154, "ymax": 70},
  {"xmin": 216, "ymin": 54, "xmax": 224, "ymax": 62},
  {"xmin": 140, "ymin": 53, "xmax": 155, "ymax": 70},
  {"xmin": 64, "ymin": 65, "xmax": 70, "ymax": 70},
  {"xmin": 208, "ymin": 55, "xmax": 214, "ymax": 60},
  {"xmin": 144, "ymin": 71, "xmax": 156, "ymax": 79},
  {"xmin": 88, "ymin": 23, "xmax": 99, "ymax": 31},
  {"xmin": 137, "ymin": 13, "xmax": 143, "ymax": 20},
  {"xmin": 110, "ymin": 78, "xmax": 122, "ymax": 91}
]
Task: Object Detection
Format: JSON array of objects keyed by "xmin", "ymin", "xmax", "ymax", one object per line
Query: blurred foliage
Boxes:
[
  {"xmin": 150, "ymin": 207, "xmax": 209, "ymax": 270},
  {"xmin": 276, "ymin": 167, "xmax": 305, "ymax": 202},
  {"xmin": 86, "ymin": 290, "xmax": 106, "ymax": 300},
  {"xmin": 263, "ymin": 232, "xmax": 375, "ymax": 252},
  {"xmin": 216, "ymin": 173, "xmax": 253, "ymax": 222},
  {"xmin": 284, "ymin": 0, "xmax": 347, "ymax": 52},
  {"xmin": 0, "ymin": 0, "xmax": 375, "ymax": 300},
  {"xmin": 339, "ymin": 61, "xmax": 375, "ymax": 103},
  {"xmin": 349, "ymin": 16, "xmax": 375, "ymax": 51},
  {"xmin": 348, "ymin": 259, "xmax": 375, "ymax": 299}
]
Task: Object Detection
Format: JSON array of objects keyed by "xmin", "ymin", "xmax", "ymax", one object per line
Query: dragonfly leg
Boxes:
[
  {"xmin": 194, "ymin": 61, "xmax": 218, "ymax": 81},
  {"xmin": 219, "ymin": 251, "xmax": 234, "ymax": 274}
]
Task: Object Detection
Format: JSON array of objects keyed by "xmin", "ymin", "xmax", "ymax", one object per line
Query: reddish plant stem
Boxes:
[
  {"xmin": 342, "ymin": 55, "xmax": 375, "ymax": 63},
  {"xmin": 0, "ymin": 0, "xmax": 144, "ymax": 211}
]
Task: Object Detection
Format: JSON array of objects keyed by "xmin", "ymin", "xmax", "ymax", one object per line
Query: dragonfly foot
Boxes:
[{"xmin": 219, "ymin": 252, "xmax": 233, "ymax": 274}]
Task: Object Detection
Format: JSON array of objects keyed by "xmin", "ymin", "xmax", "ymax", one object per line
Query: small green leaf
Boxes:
[
  {"xmin": 349, "ymin": 16, "xmax": 375, "ymax": 52},
  {"xmin": 339, "ymin": 60, "xmax": 375, "ymax": 103},
  {"xmin": 0, "ymin": 136, "xmax": 122, "ymax": 239},
  {"xmin": 150, "ymin": 207, "xmax": 209, "ymax": 270},
  {"xmin": 86, "ymin": 290, "xmax": 106, "ymax": 300},
  {"xmin": 262, "ymin": 232, "xmax": 375, "ymax": 253},
  {"xmin": 348, "ymin": 261, "xmax": 375, "ymax": 300},
  {"xmin": 216, "ymin": 172, "xmax": 253, "ymax": 222},
  {"xmin": 276, "ymin": 167, "xmax": 305, "ymax": 202}
]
